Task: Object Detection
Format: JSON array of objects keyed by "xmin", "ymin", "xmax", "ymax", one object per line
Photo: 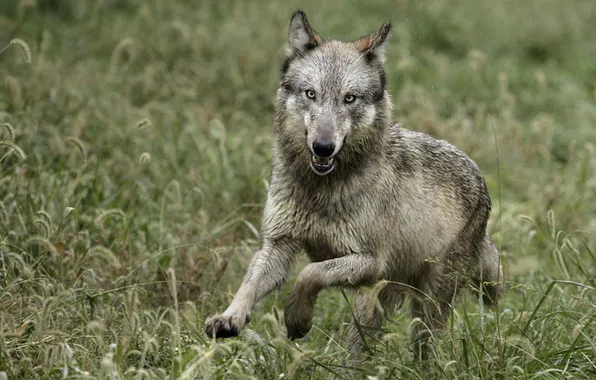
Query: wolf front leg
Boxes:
[
  {"xmin": 205, "ymin": 238, "xmax": 300, "ymax": 339},
  {"xmin": 284, "ymin": 254, "xmax": 380, "ymax": 340}
]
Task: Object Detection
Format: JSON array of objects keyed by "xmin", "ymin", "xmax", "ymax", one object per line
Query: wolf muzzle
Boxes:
[{"xmin": 309, "ymin": 137, "xmax": 338, "ymax": 176}]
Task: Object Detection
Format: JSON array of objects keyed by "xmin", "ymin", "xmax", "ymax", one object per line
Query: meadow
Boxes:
[{"xmin": 0, "ymin": 0, "xmax": 595, "ymax": 378}]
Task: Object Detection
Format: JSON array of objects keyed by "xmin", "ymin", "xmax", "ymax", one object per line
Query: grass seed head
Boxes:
[
  {"xmin": 0, "ymin": 140, "xmax": 27, "ymax": 160},
  {"xmin": 0, "ymin": 201, "xmax": 7, "ymax": 224},
  {"xmin": 0, "ymin": 38, "xmax": 32, "ymax": 62},
  {"xmin": 2, "ymin": 123, "xmax": 15, "ymax": 141},
  {"xmin": 139, "ymin": 152, "xmax": 151, "ymax": 164}
]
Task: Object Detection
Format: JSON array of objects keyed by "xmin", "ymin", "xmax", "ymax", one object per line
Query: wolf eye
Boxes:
[
  {"xmin": 344, "ymin": 94, "xmax": 356, "ymax": 104},
  {"xmin": 305, "ymin": 89, "xmax": 316, "ymax": 100}
]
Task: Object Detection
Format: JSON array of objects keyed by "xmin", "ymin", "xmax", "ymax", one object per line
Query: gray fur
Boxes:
[{"xmin": 205, "ymin": 10, "xmax": 503, "ymax": 360}]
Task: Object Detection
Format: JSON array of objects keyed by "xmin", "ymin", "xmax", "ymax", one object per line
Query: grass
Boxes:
[{"xmin": 0, "ymin": 0, "xmax": 595, "ymax": 378}]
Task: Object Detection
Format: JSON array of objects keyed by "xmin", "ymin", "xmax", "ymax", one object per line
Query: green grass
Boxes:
[{"xmin": 1, "ymin": 0, "xmax": 595, "ymax": 378}]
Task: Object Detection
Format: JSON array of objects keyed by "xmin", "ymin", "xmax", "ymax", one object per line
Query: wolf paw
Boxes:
[
  {"xmin": 204, "ymin": 313, "xmax": 250, "ymax": 339},
  {"xmin": 284, "ymin": 298, "xmax": 314, "ymax": 340},
  {"xmin": 286, "ymin": 317, "xmax": 312, "ymax": 340}
]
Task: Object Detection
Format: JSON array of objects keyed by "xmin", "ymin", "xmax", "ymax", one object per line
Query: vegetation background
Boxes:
[{"xmin": 1, "ymin": 0, "xmax": 595, "ymax": 378}]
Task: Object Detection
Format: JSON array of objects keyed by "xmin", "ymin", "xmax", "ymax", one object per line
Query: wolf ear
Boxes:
[
  {"xmin": 355, "ymin": 22, "xmax": 392, "ymax": 64},
  {"xmin": 287, "ymin": 10, "xmax": 323, "ymax": 56}
]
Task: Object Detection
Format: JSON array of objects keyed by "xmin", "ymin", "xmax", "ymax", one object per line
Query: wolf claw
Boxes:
[{"xmin": 204, "ymin": 315, "xmax": 240, "ymax": 339}]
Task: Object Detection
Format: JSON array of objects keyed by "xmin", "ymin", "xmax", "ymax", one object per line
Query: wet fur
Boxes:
[{"xmin": 205, "ymin": 10, "xmax": 503, "ymax": 360}]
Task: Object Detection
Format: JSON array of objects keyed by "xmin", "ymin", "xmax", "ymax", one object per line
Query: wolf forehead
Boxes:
[
  {"xmin": 282, "ymin": 44, "xmax": 385, "ymax": 90},
  {"xmin": 279, "ymin": 10, "xmax": 391, "ymax": 95}
]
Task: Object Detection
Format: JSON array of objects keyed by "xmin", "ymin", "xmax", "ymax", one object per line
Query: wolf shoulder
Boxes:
[{"xmin": 388, "ymin": 124, "xmax": 490, "ymax": 199}]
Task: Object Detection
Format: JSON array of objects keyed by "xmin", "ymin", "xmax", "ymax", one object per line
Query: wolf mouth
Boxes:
[{"xmin": 310, "ymin": 155, "xmax": 335, "ymax": 175}]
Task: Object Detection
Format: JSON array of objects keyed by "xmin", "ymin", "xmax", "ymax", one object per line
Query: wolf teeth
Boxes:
[{"xmin": 311, "ymin": 156, "xmax": 334, "ymax": 166}]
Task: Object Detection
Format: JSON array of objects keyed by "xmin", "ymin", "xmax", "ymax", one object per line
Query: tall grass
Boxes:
[{"xmin": 0, "ymin": 0, "xmax": 595, "ymax": 378}]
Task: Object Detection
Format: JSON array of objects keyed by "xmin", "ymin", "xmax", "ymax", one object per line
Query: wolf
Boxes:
[{"xmin": 204, "ymin": 10, "xmax": 503, "ymax": 359}]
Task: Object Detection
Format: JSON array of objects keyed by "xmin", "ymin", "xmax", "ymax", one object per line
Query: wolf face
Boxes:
[{"xmin": 276, "ymin": 11, "xmax": 393, "ymax": 176}]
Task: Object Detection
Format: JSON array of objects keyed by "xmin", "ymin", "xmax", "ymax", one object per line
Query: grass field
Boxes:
[{"xmin": 1, "ymin": 0, "xmax": 595, "ymax": 378}]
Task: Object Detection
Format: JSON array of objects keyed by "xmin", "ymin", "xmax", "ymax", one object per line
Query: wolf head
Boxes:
[{"xmin": 275, "ymin": 10, "xmax": 393, "ymax": 176}]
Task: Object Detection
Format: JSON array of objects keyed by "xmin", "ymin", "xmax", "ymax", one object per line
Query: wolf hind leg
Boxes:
[
  {"xmin": 409, "ymin": 258, "xmax": 469, "ymax": 361},
  {"xmin": 410, "ymin": 294, "xmax": 455, "ymax": 361},
  {"xmin": 475, "ymin": 235, "xmax": 504, "ymax": 307},
  {"xmin": 346, "ymin": 282, "xmax": 405, "ymax": 354}
]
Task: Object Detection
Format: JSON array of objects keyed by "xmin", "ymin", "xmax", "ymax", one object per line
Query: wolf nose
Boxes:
[{"xmin": 312, "ymin": 140, "xmax": 335, "ymax": 158}]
